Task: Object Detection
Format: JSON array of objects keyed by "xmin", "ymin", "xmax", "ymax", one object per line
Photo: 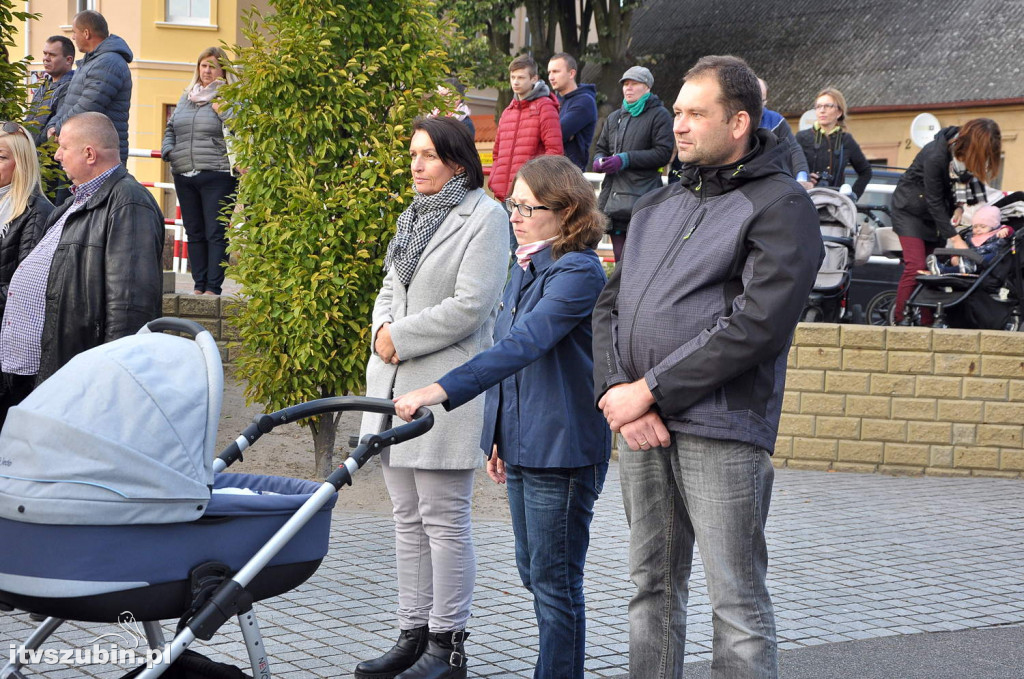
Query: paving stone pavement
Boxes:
[{"xmin": 3, "ymin": 466, "xmax": 1023, "ymax": 677}]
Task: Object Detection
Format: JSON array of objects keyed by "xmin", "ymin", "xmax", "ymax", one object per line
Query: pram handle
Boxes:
[
  {"xmin": 142, "ymin": 317, "xmax": 210, "ymax": 338},
  {"xmin": 933, "ymin": 248, "xmax": 984, "ymax": 264},
  {"xmin": 216, "ymin": 396, "xmax": 434, "ymax": 482}
]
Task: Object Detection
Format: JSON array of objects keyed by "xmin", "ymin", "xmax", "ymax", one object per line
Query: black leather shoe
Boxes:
[
  {"xmin": 354, "ymin": 626, "xmax": 429, "ymax": 679},
  {"xmin": 395, "ymin": 630, "xmax": 469, "ymax": 679}
]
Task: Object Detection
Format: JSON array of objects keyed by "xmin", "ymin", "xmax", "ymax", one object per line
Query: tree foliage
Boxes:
[
  {"xmin": 0, "ymin": 0, "xmax": 35, "ymax": 122},
  {"xmin": 440, "ymin": 0, "xmax": 647, "ymax": 119},
  {"xmin": 224, "ymin": 0, "xmax": 452, "ymax": 476}
]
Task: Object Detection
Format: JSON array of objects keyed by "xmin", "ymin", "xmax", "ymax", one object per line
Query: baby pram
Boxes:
[
  {"xmin": 802, "ymin": 187, "xmax": 864, "ymax": 323},
  {"xmin": 0, "ymin": 318, "xmax": 432, "ymax": 678},
  {"xmin": 899, "ymin": 191, "xmax": 1024, "ymax": 329}
]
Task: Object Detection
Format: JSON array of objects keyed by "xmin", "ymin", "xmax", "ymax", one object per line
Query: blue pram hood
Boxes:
[{"xmin": 0, "ymin": 330, "xmax": 222, "ymax": 525}]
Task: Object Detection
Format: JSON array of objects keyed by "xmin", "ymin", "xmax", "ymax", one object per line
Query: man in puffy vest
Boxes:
[
  {"xmin": 47, "ymin": 10, "xmax": 133, "ymax": 165},
  {"xmin": 489, "ymin": 55, "xmax": 563, "ymax": 209}
]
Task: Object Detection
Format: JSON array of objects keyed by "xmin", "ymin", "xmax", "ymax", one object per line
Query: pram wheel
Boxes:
[{"xmin": 865, "ymin": 290, "xmax": 897, "ymax": 326}]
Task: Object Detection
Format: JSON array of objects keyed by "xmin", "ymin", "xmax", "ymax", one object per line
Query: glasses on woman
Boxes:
[
  {"xmin": 1, "ymin": 121, "xmax": 26, "ymax": 136},
  {"xmin": 814, "ymin": 103, "xmax": 837, "ymax": 111},
  {"xmin": 505, "ymin": 198, "xmax": 552, "ymax": 218}
]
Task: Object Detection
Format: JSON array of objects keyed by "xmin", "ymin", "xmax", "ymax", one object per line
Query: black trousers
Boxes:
[
  {"xmin": 173, "ymin": 171, "xmax": 238, "ymax": 294},
  {"xmin": 0, "ymin": 372, "xmax": 36, "ymax": 431}
]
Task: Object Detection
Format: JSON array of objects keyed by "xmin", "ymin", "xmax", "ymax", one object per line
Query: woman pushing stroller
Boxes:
[
  {"xmin": 890, "ymin": 118, "xmax": 1002, "ymax": 324},
  {"xmin": 393, "ymin": 155, "xmax": 611, "ymax": 679}
]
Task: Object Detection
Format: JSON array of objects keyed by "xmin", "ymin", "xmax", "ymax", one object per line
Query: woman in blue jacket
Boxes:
[{"xmin": 394, "ymin": 155, "xmax": 611, "ymax": 679}]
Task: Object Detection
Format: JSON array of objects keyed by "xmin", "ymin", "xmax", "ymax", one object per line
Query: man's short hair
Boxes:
[
  {"xmin": 549, "ymin": 52, "xmax": 577, "ymax": 73},
  {"xmin": 65, "ymin": 112, "xmax": 119, "ymax": 153},
  {"xmin": 73, "ymin": 10, "xmax": 109, "ymax": 40},
  {"xmin": 685, "ymin": 55, "xmax": 762, "ymax": 142},
  {"xmin": 509, "ymin": 55, "xmax": 537, "ymax": 77},
  {"xmin": 46, "ymin": 35, "xmax": 76, "ymax": 60}
]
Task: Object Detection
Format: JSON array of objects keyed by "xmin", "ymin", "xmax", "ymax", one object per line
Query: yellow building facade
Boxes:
[{"xmin": 12, "ymin": 0, "xmax": 269, "ymax": 214}]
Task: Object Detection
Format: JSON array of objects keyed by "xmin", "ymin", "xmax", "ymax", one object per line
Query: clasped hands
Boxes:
[
  {"xmin": 598, "ymin": 379, "xmax": 671, "ymax": 451},
  {"xmin": 375, "ymin": 322, "xmax": 401, "ymax": 365}
]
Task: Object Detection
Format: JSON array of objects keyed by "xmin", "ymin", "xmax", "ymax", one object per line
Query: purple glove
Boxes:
[
  {"xmin": 600, "ymin": 154, "xmax": 624, "ymax": 174},
  {"xmin": 592, "ymin": 157, "xmax": 607, "ymax": 172}
]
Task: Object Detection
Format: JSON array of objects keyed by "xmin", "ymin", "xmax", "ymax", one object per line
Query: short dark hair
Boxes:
[
  {"xmin": 509, "ymin": 55, "xmax": 537, "ymax": 77},
  {"xmin": 74, "ymin": 10, "xmax": 109, "ymax": 40},
  {"xmin": 412, "ymin": 116, "xmax": 483, "ymax": 190},
  {"xmin": 46, "ymin": 35, "xmax": 75, "ymax": 60},
  {"xmin": 684, "ymin": 55, "xmax": 762, "ymax": 143},
  {"xmin": 549, "ymin": 52, "xmax": 577, "ymax": 73}
]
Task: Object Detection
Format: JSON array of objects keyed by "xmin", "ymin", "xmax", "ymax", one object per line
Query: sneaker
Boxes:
[{"xmin": 925, "ymin": 254, "xmax": 941, "ymax": 275}]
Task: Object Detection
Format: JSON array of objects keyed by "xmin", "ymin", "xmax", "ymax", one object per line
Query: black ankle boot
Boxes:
[
  {"xmin": 395, "ymin": 630, "xmax": 468, "ymax": 679},
  {"xmin": 354, "ymin": 626, "xmax": 429, "ymax": 679}
]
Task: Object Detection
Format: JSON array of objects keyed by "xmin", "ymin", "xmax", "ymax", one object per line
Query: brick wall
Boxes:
[
  {"xmin": 161, "ymin": 293, "xmax": 241, "ymax": 364},
  {"xmin": 779, "ymin": 324, "xmax": 1024, "ymax": 479}
]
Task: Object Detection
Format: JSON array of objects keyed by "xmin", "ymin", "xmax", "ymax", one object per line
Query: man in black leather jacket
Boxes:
[{"xmin": 0, "ymin": 112, "xmax": 162, "ymax": 405}]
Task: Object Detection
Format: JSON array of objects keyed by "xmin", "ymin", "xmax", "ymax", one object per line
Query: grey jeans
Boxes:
[
  {"xmin": 381, "ymin": 451, "xmax": 476, "ymax": 632},
  {"xmin": 619, "ymin": 432, "xmax": 778, "ymax": 678}
]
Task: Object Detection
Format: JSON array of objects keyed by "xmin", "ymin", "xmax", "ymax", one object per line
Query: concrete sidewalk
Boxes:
[{"xmin": 2, "ymin": 466, "xmax": 1023, "ymax": 677}]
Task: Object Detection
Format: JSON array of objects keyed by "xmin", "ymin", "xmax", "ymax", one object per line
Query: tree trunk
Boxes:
[{"xmin": 310, "ymin": 412, "xmax": 339, "ymax": 479}]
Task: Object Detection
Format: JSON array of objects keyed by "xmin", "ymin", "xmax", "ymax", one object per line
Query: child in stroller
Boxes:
[{"xmin": 925, "ymin": 205, "xmax": 1013, "ymax": 275}]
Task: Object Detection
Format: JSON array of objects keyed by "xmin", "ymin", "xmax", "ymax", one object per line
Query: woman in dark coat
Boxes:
[
  {"xmin": 0, "ymin": 121, "xmax": 54, "ymax": 426},
  {"xmin": 890, "ymin": 118, "xmax": 1001, "ymax": 324},
  {"xmin": 394, "ymin": 155, "xmax": 611, "ymax": 679},
  {"xmin": 795, "ymin": 87, "xmax": 872, "ymax": 198},
  {"xmin": 592, "ymin": 66, "xmax": 674, "ymax": 261}
]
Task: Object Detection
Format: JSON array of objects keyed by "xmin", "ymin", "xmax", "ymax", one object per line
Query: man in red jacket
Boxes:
[{"xmin": 489, "ymin": 55, "xmax": 563, "ymax": 211}]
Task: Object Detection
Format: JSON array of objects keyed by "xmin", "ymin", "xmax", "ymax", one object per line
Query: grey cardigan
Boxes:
[
  {"xmin": 360, "ymin": 188, "xmax": 510, "ymax": 469},
  {"xmin": 161, "ymin": 91, "xmax": 232, "ymax": 174}
]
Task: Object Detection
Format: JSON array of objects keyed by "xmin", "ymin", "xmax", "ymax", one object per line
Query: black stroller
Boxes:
[
  {"xmin": 898, "ymin": 192, "xmax": 1024, "ymax": 329},
  {"xmin": 0, "ymin": 318, "xmax": 432, "ymax": 678}
]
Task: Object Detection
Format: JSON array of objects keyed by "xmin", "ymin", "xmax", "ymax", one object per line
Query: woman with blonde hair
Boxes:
[
  {"xmin": 394, "ymin": 154, "xmax": 611, "ymax": 679},
  {"xmin": 795, "ymin": 86, "xmax": 873, "ymax": 198},
  {"xmin": 0, "ymin": 121, "xmax": 54, "ymax": 425},
  {"xmin": 162, "ymin": 46, "xmax": 238, "ymax": 296}
]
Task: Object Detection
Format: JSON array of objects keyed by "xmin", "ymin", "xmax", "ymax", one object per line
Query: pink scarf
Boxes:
[
  {"xmin": 514, "ymin": 237, "xmax": 557, "ymax": 271},
  {"xmin": 188, "ymin": 79, "xmax": 224, "ymax": 105}
]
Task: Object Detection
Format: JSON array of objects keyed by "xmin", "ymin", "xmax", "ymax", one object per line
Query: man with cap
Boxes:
[{"xmin": 591, "ymin": 65, "xmax": 674, "ymax": 261}]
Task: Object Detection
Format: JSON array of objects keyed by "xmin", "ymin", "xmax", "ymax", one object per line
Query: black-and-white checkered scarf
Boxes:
[
  {"xmin": 384, "ymin": 173, "xmax": 469, "ymax": 286},
  {"xmin": 950, "ymin": 156, "xmax": 986, "ymax": 207}
]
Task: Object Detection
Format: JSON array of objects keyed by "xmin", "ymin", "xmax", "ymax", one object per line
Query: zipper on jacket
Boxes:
[
  {"xmin": 665, "ymin": 208, "xmax": 707, "ymax": 270},
  {"xmin": 624, "ymin": 190, "xmax": 706, "ymax": 371}
]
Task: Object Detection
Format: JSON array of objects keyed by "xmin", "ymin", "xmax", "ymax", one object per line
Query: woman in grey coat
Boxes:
[
  {"xmin": 355, "ymin": 117, "xmax": 509, "ymax": 679},
  {"xmin": 162, "ymin": 47, "xmax": 237, "ymax": 296}
]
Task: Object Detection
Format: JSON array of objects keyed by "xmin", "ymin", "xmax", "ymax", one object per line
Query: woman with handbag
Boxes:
[
  {"xmin": 890, "ymin": 118, "xmax": 1001, "ymax": 325},
  {"xmin": 161, "ymin": 47, "xmax": 238, "ymax": 296},
  {"xmin": 592, "ymin": 66, "xmax": 674, "ymax": 261}
]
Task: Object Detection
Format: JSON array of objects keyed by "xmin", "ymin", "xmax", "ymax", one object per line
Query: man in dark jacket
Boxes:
[
  {"xmin": 548, "ymin": 53, "xmax": 597, "ymax": 171},
  {"xmin": 0, "ymin": 113, "xmax": 162, "ymax": 414},
  {"xmin": 591, "ymin": 66, "xmax": 674, "ymax": 261},
  {"xmin": 593, "ymin": 55, "xmax": 822, "ymax": 679},
  {"xmin": 48, "ymin": 11, "xmax": 133, "ymax": 165},
  {"xmin": 25, "ymin": 36, "xmax": 75, "ymax": 147}
]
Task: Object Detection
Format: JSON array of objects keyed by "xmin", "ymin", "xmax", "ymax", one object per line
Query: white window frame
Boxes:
[{"xmin": 165, "ymin": 0, "xmax": 212, "ymax": 26}]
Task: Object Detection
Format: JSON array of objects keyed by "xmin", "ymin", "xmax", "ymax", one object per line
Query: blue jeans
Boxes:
[
  {"xmin": 173, "ymin": 171, "xmax": 237, "ymax": 294},
  {"xmin": 506, "ymin": 462, "xmax": 608, "ymax": 679},
  {"xmin": 619, "ymin": 432, "xmax": 777, "ymax": 678}
]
